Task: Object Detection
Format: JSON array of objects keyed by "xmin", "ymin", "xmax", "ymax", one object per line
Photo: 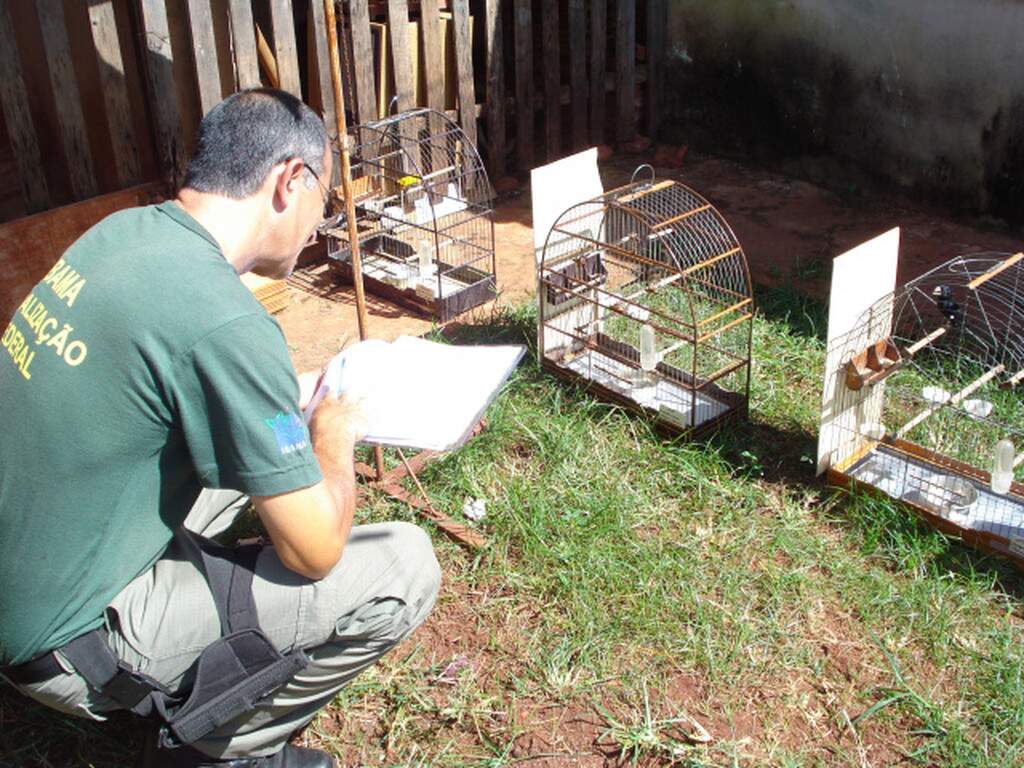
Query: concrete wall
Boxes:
[{"xmin": 663, "ymin": 1, "xmax": 1024, "ymax": 222}]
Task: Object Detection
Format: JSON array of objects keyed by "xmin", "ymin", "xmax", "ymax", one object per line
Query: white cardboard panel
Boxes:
[
  {"xmin": 817, "ymin": 227, "xmax": 900, "ymax": 475},
  {"xmin": 530, "ymin": 147, "xmax": 604, "ymax": 258}
]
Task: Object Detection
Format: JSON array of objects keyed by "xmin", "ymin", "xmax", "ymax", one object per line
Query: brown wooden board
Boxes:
[
  {"xmin": 37, "ymin": 2, "xmax": 98, "ymax": 201},
  {"xmin": 0, "ymin": 2, "xmax": 50, "ymax": 212},
  {"xmin": 62, "ymin": 1, "xmax": 120, "ymax": 195},
  {"xmin": 484, "ymin": 0, "xmax": 505, "ymax": 177},
  {"xmin": 615, "ymin": 0, "xmax": 636, "ymax": 143},
  {"xmin": 228, "ymin": 0, "xmax": 260, "ymax": 89},
  {"xmin": 111, "ymin": 0, "xmax": 159, "ymax": 183},
  {"xmin": 211, "ymin": 0, "xmax": 236, "ymax": 95},
  {"xmin": 386, "ymin": 0, "xmax": 416, "ymax": 112},
  {"xmin": 0, "ymin": 183, "xmax": 164, "ymax": 323},
  {"xmin": 512, "ymin": 0, "xmax": 533, "ymax": 172},
  {"xmin": 269, "ymin": 0, "xmax": 301, "ymax": 96},
  {"xmin": 420, "ymin": 0, "xmax": 445, "ymax": 112},
  {"xmin": 87, "ymin": 0, "xmax": 142, "ymax": 187},
  {"xmin": 309, "ymin": 0, "xmax": 338, "ymax": 134},
  {"xmin": 166, "ymin": 0, "xmax": 202, "ymax": 159},
  {"xmin": 541, "ymin": 0, "xmax": 561, "ymax": 160},
  {"xmin": 187, "ymin": 0, "xmax": 224, "ymax": 115},
  {"xmin": 567, "ymin": 0, "xmax": 587, "ymax": 150},
  {"xmin": 451, "ymin": 0, "xmax": 477, "ymax": 147},
  {"xmin": 645, "ymin": 0, "xmax": 665, "ymax": 138},
  {"xmin": 349, "ymin": 0, "xmax": 378, "ymax": 123},
  {"xmin": 138, "ymin": 0, "xmax": 186, "ymax": 185}
]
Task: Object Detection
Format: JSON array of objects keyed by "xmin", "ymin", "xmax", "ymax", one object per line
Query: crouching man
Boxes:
[{"xmin": 0, "ymin": 89, "xmax": 440, "ymax": 768}]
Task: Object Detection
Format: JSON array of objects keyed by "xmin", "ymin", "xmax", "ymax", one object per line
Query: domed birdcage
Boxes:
[
  {"xmin": 326, "ymin": 108, "xmax": 496, "ymax": 322},
  {"xmin": 538, "ymin": 168, "xmax": 754, "ymax": 435},
  {"xmin": 822, "ymin": 251, "xmax": 1024, "ymax": 567}
]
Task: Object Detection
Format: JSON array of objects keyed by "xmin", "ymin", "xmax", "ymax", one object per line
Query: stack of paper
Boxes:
[{"xmin": 305, "ymin": 336, "xmax": 525, "ymax": 452}]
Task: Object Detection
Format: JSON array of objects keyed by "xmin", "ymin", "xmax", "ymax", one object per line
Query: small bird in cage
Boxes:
[{"xmin": 931, "ymin": 285, "xmax": 963, "ymax": 325}]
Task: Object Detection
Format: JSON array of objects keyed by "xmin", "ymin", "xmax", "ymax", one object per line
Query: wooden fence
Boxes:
[{"xmin": 0, "ymin": 0, "xmax": 665, "ymax": 224}]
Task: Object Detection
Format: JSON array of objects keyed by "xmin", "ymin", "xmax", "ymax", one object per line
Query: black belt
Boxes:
[{"xmin": 1, "ymin": 650, "xmax": 66, "ymax": 686}]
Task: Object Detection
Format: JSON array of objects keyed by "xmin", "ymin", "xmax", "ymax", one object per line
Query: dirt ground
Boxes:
[{"xmin": 278, "ymin": 148, "xmax": 1021, "ymax": 372}]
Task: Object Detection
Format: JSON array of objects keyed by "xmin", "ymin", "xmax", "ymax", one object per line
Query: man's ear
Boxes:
[{"xmin": 271, "ymin": 157, "xmax": 306, "ymax": 213}]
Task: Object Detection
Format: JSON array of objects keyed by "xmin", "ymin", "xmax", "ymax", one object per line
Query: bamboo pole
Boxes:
[{"xmin": 323, "ymin": 0, "xmax": 384, "ymax": 480}]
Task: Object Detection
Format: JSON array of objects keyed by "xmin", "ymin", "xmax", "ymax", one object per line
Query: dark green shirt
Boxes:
[{"xmin": 0, "ymin": 202, "xmax": 322, "ymax": 666}]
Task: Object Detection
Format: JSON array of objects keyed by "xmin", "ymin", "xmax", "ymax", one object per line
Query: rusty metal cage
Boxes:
[
  {"xmin": 822, "ymin": 252, "xmax": 1024, "ymax": 566},
  {"xmin": 537, "ymin": 170, "xmax": 754, "ymax": 436},
  {"xmin": 325, "ymin": 108, "xmax": 496, "ymax": 322}
]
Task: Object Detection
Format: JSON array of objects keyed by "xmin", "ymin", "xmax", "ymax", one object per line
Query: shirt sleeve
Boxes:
[{"xmin": 167, "ymin": 313, "xmax": 323, "ymax": 496}]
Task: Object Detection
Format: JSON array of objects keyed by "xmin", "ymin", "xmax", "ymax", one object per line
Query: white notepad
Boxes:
[{"xmin": 304, "ymin": 336, "xmax": 525, "ymax": 452}]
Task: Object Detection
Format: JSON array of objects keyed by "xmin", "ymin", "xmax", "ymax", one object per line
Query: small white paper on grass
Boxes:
[{"xmin": 462, "ymin": 498, "xmax": 487, "ymax": 521}]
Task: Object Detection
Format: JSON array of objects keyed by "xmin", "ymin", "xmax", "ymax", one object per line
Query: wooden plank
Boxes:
[
  {"xmin": 615, "ymin": 0, "xmax": 637, "ymax": 143},
  {"xmin": 589, "ymin": 0, "xmax": 606, "ymax": 144},
  {"xmin": 0, "ymin": 1, "xmax": 49, "ymax": 212},
  {"xmin": 211, "ymin": 0, "xmax": 236, "ymax": 95},
  {"xmin": 36, "ymin": 1, "xmax": 98, "ymax": 200},
  {"xmin": 187, "ymin": 0, "xmax": 223, "ymax": 115},
  {"xmin": 349, "ymin": 0, "xmax": 377, "ymax": 124},
  {"xmin": 228, "ymin": 0, "xmax": 260, "ymax": 89},
  {"xmin": 269, "ymin": 0, "xmax": 300, "ymax": 95},
  {"xmin": 386, "ymin": 0, "xmax": 416, "ymax": 112},
  {"xmin": 484, "ymin": 0, "xmax": 505, "ymax": 176},
  {"xmin": 451, "ymin": 0, "xmax": 477, "ymax": 147},
  {"xmin": 512, "ymin": 0, "xmax": 533, "ymax": 172},
  {"xmin": 567, "ymin": 0, "xmax": 587, "ymax": 150},
  {"xmin": 138, "ymin": 0, "xmax": 186, "ymax": 186},
  {"xmin": 420, "ymin": 0, "xmax": 445, "ymax": 112},
  {"xmin": 645, "ymin": 0, "xmax": 666, "ymax": 138},
  {"xmin": 541, "ymin": 0, "xmax": 561, "ymax": 159},
  {"xmin": 309, "ymin": 0, "xmax": 338, "ymax": 133},
  {"xmin": 165, "ymin": 0, "xmax": 201, "ymax": 158},
  {"xmin": 0, "ymin": 183, "xmax": 164, "ymax": 324},
  {"xmin": 87, "ymin": 1, "xmax": 141, "ymax": 186},
  {"xmin": 111, "ymin": 0, "xmax": 159, "ymax": 182}
]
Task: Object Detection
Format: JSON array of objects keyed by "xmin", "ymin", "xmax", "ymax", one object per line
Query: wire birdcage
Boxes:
[
  {"xmin": 538, "ymin": 168, "xmax": 754, "ymax": 436},
  {"xmin": 325, "ymin": 108, "xmax": 496, "ymax": 322},
  {"xmin": 822, "ymin": 251, "xmax": 1024, "ymax": 566}
]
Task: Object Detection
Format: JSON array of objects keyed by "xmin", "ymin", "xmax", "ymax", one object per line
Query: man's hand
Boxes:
[{"xmin": 252, "ymin": 393, "xmax": 366, "ymax": 580}]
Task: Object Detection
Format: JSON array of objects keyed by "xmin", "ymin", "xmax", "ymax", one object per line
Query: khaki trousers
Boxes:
[{"xmin": 13, "ymin": 489, "xmax": 441, "ymax": 759}]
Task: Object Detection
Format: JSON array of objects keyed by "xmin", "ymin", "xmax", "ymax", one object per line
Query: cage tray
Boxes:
[{"xmin": 844, "ymin": 444, "xmax": 1024, "ymax": 562}]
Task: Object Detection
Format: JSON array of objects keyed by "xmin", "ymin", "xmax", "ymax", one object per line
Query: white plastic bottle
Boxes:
[
  {"xmin": 639, "ymin": 324, "xmax": 658, "ymax": 372},
  {"xmin": 991, "ymin": 438, "xmax": 1015, "ymax": 495}
]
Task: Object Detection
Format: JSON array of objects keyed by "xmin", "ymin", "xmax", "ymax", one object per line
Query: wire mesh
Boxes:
[
  {"xmin": 538, "ymin": 174, "xmax": 753, "ymax": 434},
  {"xmin": 324, "ymin": 108, "xmax": 496, "ymax": 321},
  {"xmin": 824, "ymin": 251, "xmax": 1024, "ymax": 564}
]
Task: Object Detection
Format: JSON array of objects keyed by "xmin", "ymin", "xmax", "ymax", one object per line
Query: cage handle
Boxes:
[{"xmin": 630, "ymin": 164, "xmax": 656, "ymax": 187}]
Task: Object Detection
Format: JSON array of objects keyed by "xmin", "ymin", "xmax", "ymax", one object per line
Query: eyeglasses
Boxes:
[
  {"xmin": 302, "ymin": 164, "xmax": 332, "ymax": 248},
  {"xmin": 303, "ymin": 165, "xmax": 332, "ymax": 220}
]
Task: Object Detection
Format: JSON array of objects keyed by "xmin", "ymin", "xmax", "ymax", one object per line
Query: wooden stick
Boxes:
[
  {"xmin": 682, "ymin": 247, "xmax": 742, "ymax": 277},
  {"xmin": 255, "ymin": 23, "xmax": 280, "ymax": 88},
  {"xmin": 395, "ymin": 447, "xmax": 486, "ymax": 549},
  {"xmin": 968, "ymin": 252, "xmax": 1023, "ymax": 290},
  {"xmin": 653, "ymin": 204, "xmax": 712, "ymax": 230},
  {"xmin": 897, "ymin": 364, "xmax": 1005, "ymax": 438},
  {"xmin": 697, "ymin": 312, "xmax": 753, "ymax": 343},
  {"xmin": 323, "ymin": 0, "xmax": 383, "ymax": 480},
  {"xmin": 1004, "ymin": 368, "xmax": 1024, "ymax": 389},
  {"xmin": 904, "ymin": 327, "xmax": 946, "ymax": 356},
  {"xmin": 1013, "ymin": 451, "xmax": 1024, "ymax": 469}
]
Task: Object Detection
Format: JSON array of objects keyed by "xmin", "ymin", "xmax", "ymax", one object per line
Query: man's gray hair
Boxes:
[{"xmin": 182, "ymin": 88, "xmax": 328, "ymax": 199}]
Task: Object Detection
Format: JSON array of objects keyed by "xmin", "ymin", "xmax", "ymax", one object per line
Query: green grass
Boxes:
[{"xmin": 4, "ymin": 290, "xmax": 1024, "ymax": 767}]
